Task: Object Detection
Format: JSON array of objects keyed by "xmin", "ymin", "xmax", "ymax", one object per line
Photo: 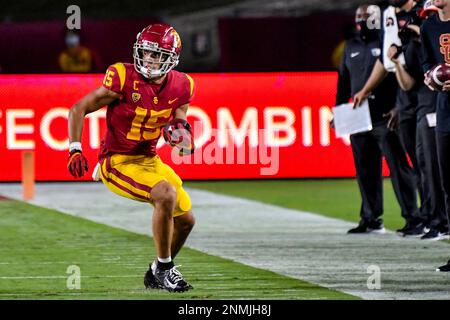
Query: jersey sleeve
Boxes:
[
  {"xmin": 102, "ymin": 63, "xmax": 127, "ymax": 94},
  {"xmin": 335, "ymin": 42, "xmax": 351, "ymax": 106},
  {"xmin": 180, "ymin": 73, "xmax": 195, "ymax": 106}
]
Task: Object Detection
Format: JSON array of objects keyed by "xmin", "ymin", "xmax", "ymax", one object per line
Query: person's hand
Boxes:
[
  {"xmin": 424, "ymin": 70, "xmax": 436, "ymax": 91},
  {"xmin": 68, "ymin": 150, "xmax": 89, "ymax": 178},
  {"xmin": 388, "ymin": 45, "xmax": 400, "ymax": 64},
  {"xmin": 383, "ymin": 108, "xmax": 399, "ymax": 131},
  {"xmin": 353, "ymin": 90, "xmax": 370, "ymax": 108},
  {"xmin": 443, "ymin": 80, "xmax": 450, "ymax": 92}
]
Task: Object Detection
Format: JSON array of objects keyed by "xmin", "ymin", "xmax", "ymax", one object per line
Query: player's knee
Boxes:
[
  {"xmin": 152, "ymin": 181, "xmax": 177, "ymax": 211},
  {"xmin": 160, "ymin": 191, "xmax": 177, "ymax": 210}
]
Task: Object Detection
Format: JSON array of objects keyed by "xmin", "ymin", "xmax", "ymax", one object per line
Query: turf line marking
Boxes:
[
  {"xmin": 1, "ymin": 182, "xmax": 450, "ymax": 300},
  {"xmin": 0, "ymin": 275, "xmax": 142, "ymax": 279}
]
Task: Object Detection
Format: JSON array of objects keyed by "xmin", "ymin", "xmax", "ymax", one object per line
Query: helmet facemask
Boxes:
[{"xmin": 133, "ymin": 41, "xmax": 179, "ymax": 79}]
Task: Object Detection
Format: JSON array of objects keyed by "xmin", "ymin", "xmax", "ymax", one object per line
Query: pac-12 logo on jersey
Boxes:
[
  {"xmin": 440, "ymin": 34, "xmax": 450, "ymax": 64},
  {"xmin": 132, "ymin": 93, "xmax": 141, "ymax": 103}
]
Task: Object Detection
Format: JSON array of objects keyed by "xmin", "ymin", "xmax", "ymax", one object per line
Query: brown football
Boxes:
[{"xmin": 429, "ymin": 63, "xmax": 450, "ymax": 91}]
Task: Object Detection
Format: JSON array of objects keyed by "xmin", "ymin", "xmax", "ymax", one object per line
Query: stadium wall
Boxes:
[{"xmin": 0, "ymin": 72, "xmax": 391, "ymax": 181}]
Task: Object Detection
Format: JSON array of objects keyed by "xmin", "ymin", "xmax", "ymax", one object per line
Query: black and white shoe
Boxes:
[
  {"xmin": 154, "ymin": 265, "xmax": 193, "ymax": 292},
  {"xmin": 421, "ymin": 228, "xmax": 449, "ymax": 241},
  {"xmin": 436, "ymin": 260, "xmax": 450, "ymax": 272},
  {"xmin": 144, "ymin": 262, "xmax": 163, "ymax": 289},
  {"xmin": 367, "ymin": 223, "xmax": 386, "ymax": 234},
  {"xmin": 402, "ymin": 223, "xmax": 426, "ymax": 238},
  {"xmin": 347, "ymin": 219, "xmax": 385, "ymax": 234}
]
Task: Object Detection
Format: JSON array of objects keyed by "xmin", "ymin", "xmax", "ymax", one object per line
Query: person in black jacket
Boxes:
[
  {"xmin": 353, "ymin": 0, "xmax": 437, "ymax": 237},
  {"xmin": 421, "ymin": 0, "xmax": 450, "ymax": 272},
  {"xmin": 387, "ymin": 4, "xmax": 448, "ymax": 241},
  {"xmin": 395, "ymin": 88, "xmax": 427, "ymax": 229},
  {"xmin": 394, "ymin": 2, "xmax": 430, "ymax": 235},
  {"xmin": 336, "ymin": 3, "xmax": 419, "ymax": 234}
]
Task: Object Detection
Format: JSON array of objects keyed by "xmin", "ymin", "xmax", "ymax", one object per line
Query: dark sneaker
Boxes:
[
  {"xmin": 367, "ymin": 220, "xmax": 386, "ymax": 234},
  {"xmin": 402, "ymin": 223, "xmax": 426, "ymax": 237},
  {"xmin": 348, "ymin": 220, "xmax": 385, "ymax": 234},
  {"xmin": 144, "ymin": 262, "xmax": 163, "ymax": 289},
  {"xmin": 396, "ymin": 222, "xmax": 411, "ymax": 236},
  {"xmin": 154, "ymin": 265, "xmax": 193, "ymax": 292},
  {"xmin": 347, "ymin": 224, "xmax": 368, "ymax": 234},
  {"xmin": 436, "ymin": 260, "xmax": 450, "ymax": 272},
  {"xmin": 421, "ymin": 228, "xmax": 449, "ymax": 241}
]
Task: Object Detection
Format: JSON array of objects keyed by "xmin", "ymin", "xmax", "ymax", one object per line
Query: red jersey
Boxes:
[{"xmin": 98, "ymin": 63, "xmax": 194, "ymax": 160}]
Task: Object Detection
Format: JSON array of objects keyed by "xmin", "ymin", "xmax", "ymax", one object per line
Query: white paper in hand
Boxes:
[
  {"xmin": 382, "ymin": 6, "xmax": 405, "ymax": 72},
  {"xmin": 332, "ymin": 100, "xmax": 373, "ymax": 138}
]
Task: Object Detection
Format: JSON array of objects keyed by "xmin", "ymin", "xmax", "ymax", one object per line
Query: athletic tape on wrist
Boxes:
[{"xmin": 69, "ymin": 142, "xmax": 82, "ymax": 152}]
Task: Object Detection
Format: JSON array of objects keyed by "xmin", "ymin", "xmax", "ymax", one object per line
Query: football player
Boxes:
[{"xmin": 67, "ymin": 24, "xmax": 196, "ymax": 291}]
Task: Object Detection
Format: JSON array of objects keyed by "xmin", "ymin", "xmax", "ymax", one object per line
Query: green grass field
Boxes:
[
  {"xmin": 0, "ymin": 178, "xmax": 421, "ymax": 299},
  {"xmin": 185, "ymin": 178, "xmax": 405, "ymax": 231},
  {"xmin": 0, "ymin": 198, "xmax": 356, "ymax": 300}
]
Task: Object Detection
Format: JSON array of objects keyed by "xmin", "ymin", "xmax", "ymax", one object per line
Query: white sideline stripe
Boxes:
[
  {"xmin": 1, "ymin": 182, "xmax": 450, "ymax": 300},
  {"xmin": 0, "ymin": 262, "xmax": 143, "ymax": 266},
  {"xmin": 0, "ymin": 292, "xmax": 299, "ymax": 297},
  {"xmin": 0, "ymin": 275, "xmax": 141, "ymax": 279}
]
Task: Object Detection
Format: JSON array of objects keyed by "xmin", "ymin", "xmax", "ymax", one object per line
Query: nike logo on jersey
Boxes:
[
  {"xmin": 350, "ymin": 52, "xmax": 360, "ymax": 58},
  {"xmin": 168, "ymin": 98, "xmax": 179, "ymax": 104}
]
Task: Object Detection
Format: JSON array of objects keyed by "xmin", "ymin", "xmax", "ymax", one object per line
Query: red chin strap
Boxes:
[{"xmin": 418, "ymin": 7, "xmax": 439, "ymax": 19}]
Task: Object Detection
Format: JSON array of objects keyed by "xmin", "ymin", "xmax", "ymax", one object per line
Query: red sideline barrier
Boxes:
[{"xmin": 0, "ymin": 72, "xmax": 389, "ymax": 181}]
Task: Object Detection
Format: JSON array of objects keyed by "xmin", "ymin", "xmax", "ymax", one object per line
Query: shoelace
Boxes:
[{"xmin": 166, "ymin": 265, "xmax": 185, "ymax": 284}]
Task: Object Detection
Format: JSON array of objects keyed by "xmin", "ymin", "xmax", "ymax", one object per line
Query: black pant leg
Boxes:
[
  {"xmin": 436, "ymin": 131, "xmax": 450, "ymax": 231},
  {"xmin": 350, "ymin": 132, "xmax": 383, "ymax": 222},
  {"xmin": 417, "ymin": 117, "xmax": 447, "ymax": 229},
  {"xmin": 373, "ymin": 124, "xmax": 419, "ymax": 223},
  {"xmin": 398, "ymin": 117, "xmax": 428, "ymax": 219},
  {"xmin": 415, "ymin": 124, "xmax": 431, "ymax": 222}
]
